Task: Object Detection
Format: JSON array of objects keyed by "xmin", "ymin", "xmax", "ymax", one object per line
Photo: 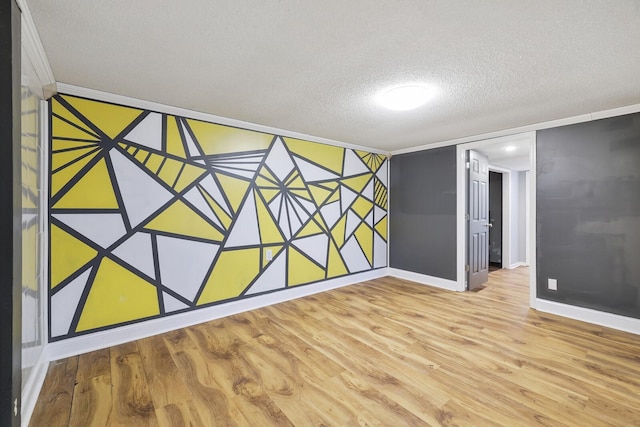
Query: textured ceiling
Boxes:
[{"xmin": 26, "ymin": 0, "xmax": 640, "ymax": 152}]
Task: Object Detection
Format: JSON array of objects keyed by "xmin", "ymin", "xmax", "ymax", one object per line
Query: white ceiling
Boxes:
[
  {"xmin": 25, "ymin": 0, "xmax": 640, "ymax": 152},
  {"xmin": 477, "ymin": 138, "xmax": 531, "ymax": 171}
]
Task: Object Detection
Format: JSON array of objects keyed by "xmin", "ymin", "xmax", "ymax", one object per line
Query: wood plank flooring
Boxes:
[{"xmin": 30, "ymin": 268, "xmax": 640, "ymax": 426}]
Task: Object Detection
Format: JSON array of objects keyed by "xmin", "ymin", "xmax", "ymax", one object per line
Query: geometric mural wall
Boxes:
[{"xmin": 49, "ymin": 94, "xmax": 388, "ymax": 340}]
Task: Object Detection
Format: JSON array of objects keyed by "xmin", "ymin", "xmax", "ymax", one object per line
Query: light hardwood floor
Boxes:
[{"xmin": 30, "ymin": 268, "xmax": 640, "ymax": 426}]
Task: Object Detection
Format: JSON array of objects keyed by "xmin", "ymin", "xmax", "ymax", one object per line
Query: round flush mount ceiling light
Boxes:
[
  {"xmin": 504, "ymin": 145, "xmax": 517, "ymax": 152},
  {"xmin": 378, "ymin": 85, "xmax": 434, "ymax": 111}
]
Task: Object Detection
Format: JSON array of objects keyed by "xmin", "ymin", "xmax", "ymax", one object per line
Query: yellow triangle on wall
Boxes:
[
  {"xmin": 76, "ymin": 257, "xmax": 160, "ymax": 332},
  {"xmin": 166, "ymin": 116, "xmax": 187, "ymax": 159},
  {"xmin": 186, "ymin": 119, "xmax": 273, "ymax": 155},
  {"xmin": 216, "ymin": 173, "xmax": 250, "ymax": 214},
  {"xmin": 283, "ymin": 137, "xmax": 344, "ymax": 175},
  {"xmin": 197, "ymin": 248, "xmax": 261, "ymax": 304},
  {"xmin": 51, "ymin": 150, "xmax": 100, "ymax": 197},
  {"xmin": 63, "ymin": 95, "xmax": 144, "ymax": 140},
  {"xmin": 255, "ymin": 191, "xmax": 285, "ymax": 244},
  {"xmin": 144, "ymin": 199, "xmax": 224, "ymax": 242},
  {"xmin": 375, "ymin": 216, "xmax": 388, "ymax": 241},
  {"xmin": 53, "ymin": 158, "xmax": 119, "ymax": 209},
  {"xmin": 52, "ymin": 97, "xmax": 100, "ymax": 138},
  {"xmin": 327, "ymin": 240, "xmax": 348, "ymax": 278},
  {"xmin": 354, "ymin": 222, "xmax": 374, "ymax": 267},
  {"xmin": 50, "ymin": 224, "xmax": 98, "ymax": 289},
  {"xmin": 287, "ymin": 247, "xmax": 325, "ymax": 286}
]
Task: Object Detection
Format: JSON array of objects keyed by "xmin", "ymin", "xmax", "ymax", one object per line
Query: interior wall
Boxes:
[
  {"xmin": 517, "ymin": 171, "xmax": 527, "ymax": 263},
  {"xmin": 20, "ymin": 67, "xmax": 44, "ymax": 396},
  {"xmin": 537, "ymin": 112, "xmax": 640, "ymax": 319},
  {"xmin": 389, "ymin": 146, "xmax": 456, "ymax": 280},
  {"xmin": 48, "ymin": 93, "xmax": 388, "ymax": 341},
  {"xmin": 506, "ymin": 170, "xmax": 525, "ymax": 266}
]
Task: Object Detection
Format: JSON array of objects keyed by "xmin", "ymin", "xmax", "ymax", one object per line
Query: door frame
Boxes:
[
  {"xmin": 487, "ymin": 166, "xmax": 511, "ymax": 270},
  {"xmin": 455, "ymin": 131, "xmax": 537, "ymax": 308}
]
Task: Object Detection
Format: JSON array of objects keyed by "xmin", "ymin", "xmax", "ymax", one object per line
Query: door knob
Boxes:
[{"xmin": 484, "ymin": 223, "xmax": 493, "ymax": 228}]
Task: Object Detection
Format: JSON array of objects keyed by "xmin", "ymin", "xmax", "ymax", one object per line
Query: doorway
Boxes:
[
  {"xmin": 455, "ymin": 132, "xmax": 536, "ymax": 307},
  {"xmin": 489, "ymin": 171, "xmax": 503, "ymax": 271}
]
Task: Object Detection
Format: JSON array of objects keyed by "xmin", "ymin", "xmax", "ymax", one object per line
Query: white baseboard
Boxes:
[
  {"xmin": 507, "ymin": 262, "xmax": 526, "ymax": 269},
  {"xmin": 46, "ymin": 269, "xmax": 387, "ymax": 361},
  {"xmin": 21, "ymin": 348, "xmax": 49, "ymax": 427},
  {"xmin": 388, "ymin": 268, "xmax": 461, "ymax": 292},
  {"xmin": 535, "ymin": 299, "xmax": 640, "ymax": 336}
]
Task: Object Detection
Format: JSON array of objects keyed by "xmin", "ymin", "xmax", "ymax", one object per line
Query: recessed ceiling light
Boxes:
[
  {"xmin": 378, "ymin": 85, "xmax": 434, "ymax": 111},
  {"xmin": 504, "ymin": 145, "xmax": 517, "ymax": 152}
]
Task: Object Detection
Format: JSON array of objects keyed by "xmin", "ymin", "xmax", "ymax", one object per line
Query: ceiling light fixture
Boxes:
[
  {"xmin": 504, "ymin": 145, "xmax": 517, "ymax": 152},
  {"xmin": 378, "ymin": 85, "xmax": 434, "ymax": 111}
]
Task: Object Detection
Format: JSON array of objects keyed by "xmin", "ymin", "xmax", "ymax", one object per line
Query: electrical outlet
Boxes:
[
  {"xmin": 548, "ymin": 278, "xmax": 557, "ymax": 291},
  {"xmin": 265, "ymin": 249, "xmax": 273, "ymax": 261}
]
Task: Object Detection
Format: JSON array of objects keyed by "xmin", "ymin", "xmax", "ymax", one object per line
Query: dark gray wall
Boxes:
[
  {"xmin": 0, "ymin": 1, "xmax": 22, "ymax": 425},
  {"xmin": 537, "ymin": 112, "xmax": 640, "ymax": 319},
  {"xmin": 389, "ymin": 146, "xmax": 456, "ymax": 280}
]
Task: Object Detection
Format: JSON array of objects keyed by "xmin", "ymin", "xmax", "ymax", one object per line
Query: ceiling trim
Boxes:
[
  {"xmin": 56, "ymin": 83, "xmax": 389, "ymax": 155},
  {"xmin": 17, "ymin": 0, "xmax": 56, "ymax": 98},
  {"xmin": 391, "ymin": 102, "xmax": 640, "ymax": 156}
]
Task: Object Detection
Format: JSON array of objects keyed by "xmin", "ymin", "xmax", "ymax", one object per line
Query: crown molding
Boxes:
[
  {"xmin": 57, "ymin": 83, "xmax": 389, "ymax": 155},
  {"xmin": 16, "ymin": 0, "xmax": 57, "ymax": 98},
  {"xmin": 391, "ymin": 103, "xmax": 640, "ymax": 155}
]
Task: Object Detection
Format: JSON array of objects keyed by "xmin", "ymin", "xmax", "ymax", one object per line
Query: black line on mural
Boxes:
[
  {"xmin": 254, "ymin": 184, "xmax": 285, "ymax": 241},
  {"xmin": 141, "ymin": 150, "xmax": 153, "ymax": 165},
  {"xmin": 284, "ymin": 243, "xmax": 291, "ymax": 288},
  {"xmin": 151, "ymin": 233, "xmax": 165, "ymax": 316},
  {"xmin": 144, "ymin": 228, "xmax": 222, "ymax": 246},
  {"xmin": 50, "ymin": 146, "xmax": 101, "ymax": 174},
  {"xmin": 52, "ymin": 112, "xmax": 101, "ymax": 139},
  {"xmin": 50, "ymin": 216, "xmax": 112, "ymax": 259},
  {"xmin": 161, "ymin": 114, "xmax": 168, "ymax": 154},
  {"xmin": 112, "ymin": 109, "xmax": 150, "ymax": 144},
  {"xmin": 52, "ymin": 143, "xmax": 100, "ymax": 155},
  {"xmin": 194, "ymin": 184, "xmax": 229, "ymax": 223},
  {"xmin": 292, "ymin": 242, "xmax": 326, "ymax": 271},
  {"xmin": 49, "ymin": 257, "xmax": 93, "ymax": 298},
  {"xmin": 323, "ymin": 235, "xmax": 332, "ymax": 280},
  {"xmin": 178, "ymin": 118, "xmax": 206, "ymax": 159},
  {"xmin": 191, "ymin": 253, "xmax": 218, "ymax": 307},
  {"xmin": 171, "ymin": 162, "xmax": 186, "ymax": 189},
  {"xmin": 173, "ymin": 117, "xmax": 191, "ymax": 160},
  {"xmin": 50, "ymin": 208, "xmax": 121, "ymax": 215},
  {"xmin": 257, "ymin": 168, "xmax": 280, "ymax": 187},
  {"xmin": 104, "ymin": 149, "xmax": 131, "ymax": 232},
  {"xmin": 210, "ymin": 170, "xmax": 248, "ymax": 215},
  {"xmin": 206, "ymin": 149, "xmax": 269, "ymax": 161},
  {"xmin": 156, "ymin": 156, "xmax": 168, "ymax": 176},
  {"xmin": 286, "ymin": 194, "xmax": 306, "ymax": 232},
  {"xmin": 66, "ymin": 255, "xmax": 102, "ymax": 335},
  {"xmin": 52, "ymin": 135, "xmax": 102, "ymax": 144},
  {"xmin": 238, "ymin": 242, "xmax": 292, "ymax": 297},
  {"xmin": 176, "ymin": 192, "xmax": 227, "ymax": 236},
  {"xmin": 208, "ymin": 164, "xmax": 260, "ymax": 178}
]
